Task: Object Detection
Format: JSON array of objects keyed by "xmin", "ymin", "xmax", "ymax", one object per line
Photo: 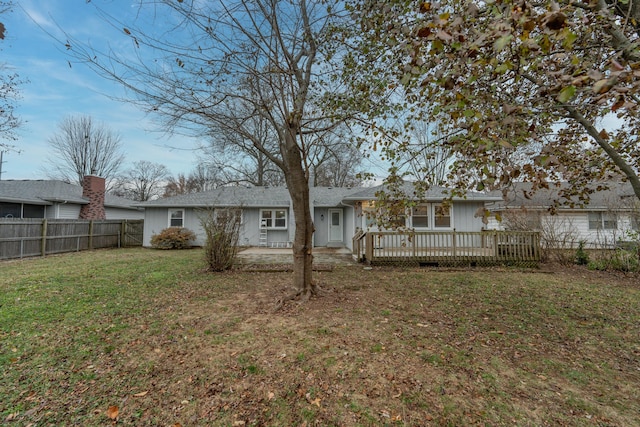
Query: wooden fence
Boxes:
[
  {"xmin": 0, "ymin": 219, "xmax": 144, "ymax": 260},
  {"xmin": 353, "ymin": 230, "xmax": 541, "ymax": 266}
]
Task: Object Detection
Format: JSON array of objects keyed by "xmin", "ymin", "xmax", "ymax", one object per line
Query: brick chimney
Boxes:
[{"xmin": 79, "ymin": 175, "xmax": 106, "ymax": 220}]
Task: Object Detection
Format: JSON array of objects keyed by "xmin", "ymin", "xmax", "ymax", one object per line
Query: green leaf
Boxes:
[
  {"xmin": 493, "ymin": 34, "xmax": 513, "ymax": 52},
  {"xmin": 495, "ymin": 62, "xmax": 512, "ymax": 74},
  {"xmin": 556, "ymin": 85, "xmax": 576, "ymax": 103},
  {"xmin": 561, "ymin": 30, "xmax": 578, "ymax": 50}
]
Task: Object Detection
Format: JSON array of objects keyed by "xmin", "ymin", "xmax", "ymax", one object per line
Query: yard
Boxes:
[{"xmin": 1, "ymin": 249, "xmax": 639, "ymax": 426}]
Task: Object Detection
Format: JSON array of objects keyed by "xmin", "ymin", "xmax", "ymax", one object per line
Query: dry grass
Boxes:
[{"xmin": 1, "ymin": 248, "xmax": 639, "ymax": 426}]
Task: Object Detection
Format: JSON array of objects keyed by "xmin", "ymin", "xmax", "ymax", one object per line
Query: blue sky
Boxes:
[{"xmin": 1, "ymin": 0, "xmax": 202, "ymax": 180}]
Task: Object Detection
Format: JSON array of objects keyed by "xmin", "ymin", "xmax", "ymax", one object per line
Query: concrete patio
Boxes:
[{"xmin": 236, "ymin": 247, "xmax": 354, "ymax": 265}]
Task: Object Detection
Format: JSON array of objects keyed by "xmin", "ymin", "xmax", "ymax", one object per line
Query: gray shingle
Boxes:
[{"xmin": 0, "ymin": 180, "xmax": 139, "ymax": 209}]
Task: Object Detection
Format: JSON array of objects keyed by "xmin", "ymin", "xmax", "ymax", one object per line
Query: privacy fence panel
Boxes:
[{"xmin": 0, "ymin": 219, "xmax": 144, "ymax": 260}]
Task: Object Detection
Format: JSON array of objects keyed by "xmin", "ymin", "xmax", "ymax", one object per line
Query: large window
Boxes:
[
  {"xmin": 169, "ymin": 209, "xmax": 185, "ymax": 227},
  {"xmin": 23, "ymin": 204, "xmax": 45, "ymax": 218},
  {"xmin": 0, "ymin": 202, "xmax": 21, "ymax": 218},
  {"xmin": 588, "ymin": 212, "xmax": 617, "ymax": 230},
  {"xmin": 411, "ymin": 205, "xmax": 429, "ymax": 228},
  {"xmin": 434, "ymin": 204, "xmax": 451, "ymax": 228},
  {"xmin": 261, "ymin": 209, "xmax": 287, "ymax": 229},
  {"xmin": 409, "ymin": 203, "xmax": 452, "ymax": 229}
]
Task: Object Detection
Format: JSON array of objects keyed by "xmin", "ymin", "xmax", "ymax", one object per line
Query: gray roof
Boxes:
[
  {"xmin": 138, "ymin": 186, "xmax": 363, "ymax": 208},
  {"xmin": 139, "ymin": 182, "xmax": 499, "ymax": 208},
  {"xmin": 488, "ymin": 181, "xmax": 637, "ymax": 211},
  {"xmin": 0, "ymin": 180, "xmax": 140, "ymax": 210},
  {"xmin": 342, "ymin": 182, "xmax": 502, "ymax": 202}
]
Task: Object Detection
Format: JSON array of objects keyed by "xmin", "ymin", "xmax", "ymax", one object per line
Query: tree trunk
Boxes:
[{"xmin": 282, "ymin": 131, "xmax": 315, "ymax": 299}]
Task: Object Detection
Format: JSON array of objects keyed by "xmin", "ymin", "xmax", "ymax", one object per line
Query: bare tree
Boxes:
[
  {"xmin": 46, "ymin": 115, "xmax": 125, "ymax": 187},
  {"xmin": 164, "ymin": 164, "xmax": 220, "ymax": 197},
  {"xmin": 0, "ymin": 2, "xmax": 25, "ymax": 147},
  {"xmin": 398, "ymin": 120, "xmax": 454, "ymax": 187},
  {"xmin": 310, "ymin": 128, "xmax": 363, "ymax": 187},
  {"xmin": 203, "ymin": 108, "xmax": 362, "ymax": 188},
  {"xmin": 112, "ymin": 160, "xmax": 169, "ymax": 201},
  {"xmin": 201, "ymin": 124, "xmax": 286, "ymax": 187},
  {"xmin": 65, "ymin": 1, "xmax": 346, "ymax": 300}
]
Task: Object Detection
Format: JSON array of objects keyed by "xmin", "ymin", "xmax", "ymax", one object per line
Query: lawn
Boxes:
[{"xmin": 1, "ymin": 248, "xmax": 639, "ymax": 426}]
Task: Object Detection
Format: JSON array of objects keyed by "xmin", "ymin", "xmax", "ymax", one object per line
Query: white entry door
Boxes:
[{"xmin": 328, "ymin": 209, "xmax": 343, "ymax": 242}]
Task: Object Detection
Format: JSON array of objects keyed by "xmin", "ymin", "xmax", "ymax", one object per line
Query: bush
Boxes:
[
  {"xmin": 150, "ymin": 227, "xmax": 196, "ymax": 249},
  {"xmin": 588, "ymin": 249, "xmax": 640, "ymax": 272},
  {"xmin": 200, "ymin": 208, "xmax": 241, "ymax": 271},
  {"xmin": 575, "ymin": 241, "xmax": 589, "ymax": 265}
]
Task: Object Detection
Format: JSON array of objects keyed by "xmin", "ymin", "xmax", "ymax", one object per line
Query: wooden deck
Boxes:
[{"xmin": 352, "ymin": 230, "xmax": 541, "ymax": 266}]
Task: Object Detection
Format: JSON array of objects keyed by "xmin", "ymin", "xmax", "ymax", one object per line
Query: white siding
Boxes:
[
  {"xmin": 488, "ymin": 210, "xmax": 637, "ymax": 249},
  {"xmin": 354, "ymin": 201, "xmax": 486, "ymax": 232},
  {"xmin": 105, "ymin": 207, "xmax": 144, "ymax": 220},
  {"xmin": 52, "ymin": 203, "xmax": 82, "ymax": 219},
  {"xmin": 143, "ymin": 207, "xmax": 296, "ymax": 247},
  {"xmin": 451, "ymin": 202, "xmax": 485, "ymax": 231}
]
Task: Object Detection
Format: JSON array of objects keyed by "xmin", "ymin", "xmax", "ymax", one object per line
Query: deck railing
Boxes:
[{"xmin": 354, "ymin": 230, "xmax": 540, "ymax": 266}]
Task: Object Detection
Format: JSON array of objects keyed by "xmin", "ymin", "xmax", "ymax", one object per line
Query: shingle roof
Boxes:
[
  {"xmin": 138, "ymin": 182, "xmax": 500, "ymax": 208},
  {"xmin": 342, "ymin": 182, "xmax": 502, "ymax": 202},
  {"xmin": 0, "ymin": 180, "xmax": 140, "ymax": 210},
  {"xmin": 488, "ymin": 181, "xmax": 637, "ymax": 211},
  {"xmin": 139, "ymin": 186, "xmax": 363, "ymax": 208}
]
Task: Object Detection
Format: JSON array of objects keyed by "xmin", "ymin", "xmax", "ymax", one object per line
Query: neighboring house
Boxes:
[
  {"xmin": 0, "ymin": 176, "xmax": 144, "ymax": 220},
  {"xmin": 486, "ymin": 181, "xmax": 640, "ymax": 248},
  {"xmin": 138, "ymin": 182, "xmax": 502, "ymax": 250}
]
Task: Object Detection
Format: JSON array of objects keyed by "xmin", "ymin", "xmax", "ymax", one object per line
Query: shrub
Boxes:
[
  {"xmin": 588, "ymin": 249, "xmax": 640, "ymax": 272},
  {"xmin": 575, "ymin": 241, "xmax": 589, "ymax": 265},
  {"xmin": 150, "ymin": 227, "xmax": 196, "ymax": 249},
  {"xmin": 199, "ymin": 208, "xmax": 241, "ymax": 271}
]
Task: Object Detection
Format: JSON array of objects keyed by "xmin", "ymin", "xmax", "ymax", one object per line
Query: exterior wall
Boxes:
[
  {"xmin": 240, "ymin": 207, "xmax": 291, "ymax": 247},
  {"xmin": 488, "ymin": 209, "xmax": 638, "ymax": 249},
  {"xmin": 142, "ymin": 206, "xmax": 296, "ymax": 247},
  {"xmin": 313, "ymin": 207, "xmax": 354, "ymax": 248},
  {"xmin": 353, "ymin": 201, "xmax": 486, "ymax": 232},
  {"xmin": 344, "ymin": 207, "xmax": 355, "ymax": 250},
  {"xmin": 51, "ymin": 203, "xmax": 82, "ymax": 219},
  {"xmin": 451, "ymin": 202, "xmax": 486, "ymax": 232},
  {"xmin": 240, "ymin": 209, "xmax": 261, "ymax": 246},
  {"xmin": 105, "ymin": 207, "xmax": 144, "ymax": 220},
  {"xmin": 142, "ymin": 207, "xmax": 169, "ymax": 246}
]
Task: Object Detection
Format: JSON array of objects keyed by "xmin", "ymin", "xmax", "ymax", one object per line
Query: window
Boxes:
[
  {"xmin": 23, "ymin": 204, "xmax": 45, "ymax": 218},
  {"xmin": 169, "ymin": 209, "xmax": 184, "ymax": 227},
  {"xmin": 525, "ymin": 212, "xmax": 542, "ymax": 230},
  {"xmin": 388, "ymin": 213, "xmax": 407, "ymax": 229},
  {"xmin": 588, "ymin": 212, "xmax": 617, "ymax": 230},
  {"xmin": 361, "ymin": 201, "xmax": 378, "ymax": 228},
  {"xmin": 261, "ymin": 209, "xmax": 287, "ymax": 229},
  {"xmin": 434, "ymin": 204, "xmax": 451, "ymax": 228},
  {"xmin": 411, "ymin": 205, "xmax": 429, "ymax": 228},
  {"xmin": 0, "ymin": 202, "xmax": 21, "ymax": 218}
]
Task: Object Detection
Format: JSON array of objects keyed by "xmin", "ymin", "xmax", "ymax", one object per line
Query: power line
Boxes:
[{"xmin": 0, "ymin": 150, "xmax": 5, "ymax": 180}]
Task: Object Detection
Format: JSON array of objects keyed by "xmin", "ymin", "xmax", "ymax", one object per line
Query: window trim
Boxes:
[
  {"xmin": 588, "ymin": 211, "xmax": 617, "ymax": 230},
  {"xmin": 168, "ymin": 208, "xmax": 185, "ymax": 228},
  {"xmin": 411, "ymin": 205, "xmax": 429, "ymax": 228},
  {"xmin": 433, "ymin": 203, "xmax": 452, "ymax": 229},
  {"xmin": 260, "ymin": 208, "xmax": 287, "ymax": 229},
  {"xmin": 409, "ymin": 203, "xmax": 453, "ymax": 230}
]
